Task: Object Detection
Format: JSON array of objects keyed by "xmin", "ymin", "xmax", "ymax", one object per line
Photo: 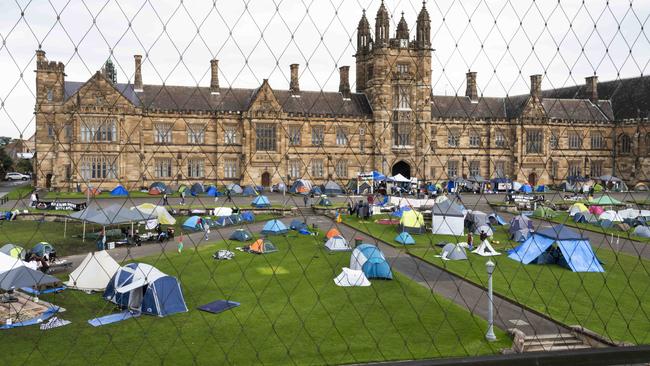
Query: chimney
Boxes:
[
  {"xmin": 530, "ymin": 74, "xmax": 542, "ymax": 101},
  {"xmin": 36, "ymin": 49, "xmax": 46, "ymax": 63},
  {"xmin": 290, "ymin": 64, "xmax": 300, "ymax": 93},
  {"xmin": 465, "ymin": 71, "xmax": 478, "ymax": 101},
  {"xmin": 339, "ymin": 66, "xmax": 351, "ymax": 98},
  {"xmin": 585, "ymin": 75, "xmax": 598, "ymax": 103},
  {"xmin": 134, "ymin": 55, "xmax": 143, "ymax": 91},
  {"xmin": 210, "ymin": 59, "xmax": 219, "ymax": 94}
]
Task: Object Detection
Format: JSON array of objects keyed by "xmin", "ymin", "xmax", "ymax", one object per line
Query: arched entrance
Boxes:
[
  {"xmin": 261, "ymin": 172, "xmax": 271, "ymax": 187},
  {"xmin": 391, "ymin": 161, "xmax": 411, "ymax": 178},
  {"xmin": 528, "ymin": 172, "xmax": 538, "ymax": 187},
  {"xmin": 45, "ymin": 173, "xmax": 52, "ymax": 189}
]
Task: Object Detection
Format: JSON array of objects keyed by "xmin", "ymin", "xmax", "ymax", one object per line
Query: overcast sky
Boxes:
[{"xmin": 0, "ymin": 0, "xmax": 648, "ymax": 139}]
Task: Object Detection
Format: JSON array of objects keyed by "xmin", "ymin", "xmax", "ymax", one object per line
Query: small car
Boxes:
[{"xmin": 4, "ymin": 172, "xmax": 30, "ymax": 181}]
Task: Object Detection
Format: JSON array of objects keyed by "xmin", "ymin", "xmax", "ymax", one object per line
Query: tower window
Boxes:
[
  {"xmin": 46, "ymin": 89, "xmax": 53, "ymax": 102},
  {"xmin": 397, "ymin": 64, "xmax": 409, "ymax": 74}
]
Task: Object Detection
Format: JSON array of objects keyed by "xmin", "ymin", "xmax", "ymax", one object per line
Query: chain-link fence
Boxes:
[{"xmin": 0, "ymin": 0, "xmax": 649, "ymax": 364}]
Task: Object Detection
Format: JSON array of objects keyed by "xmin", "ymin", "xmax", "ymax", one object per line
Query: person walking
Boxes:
[
  {"xmin": 162, "ymin": 192, "xmax": 169, "ymax": 206},
  {"xmin": 303, "ymin": 195, "xmax": 309, "ymax": 207},
  {"xmin": 180, "ymin": 190, "xmax": 186, "ymax": 205},
  {"xmin": 203, "ymin": 220, "xmax": 210, "ymax": 241},
  {"xmin": 30, "ymin": 191, "xmax": 37, "ymax": 207},
  {"xmin": 466, "ymin": 232, "xmax": 474, "ymax": 250}
]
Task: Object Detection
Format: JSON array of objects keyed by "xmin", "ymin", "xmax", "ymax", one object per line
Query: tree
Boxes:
[
  {"xmin": 15, "ymin": 158, "xmax": 33, "ymax": 174},
  {"xmin": 0, "ymin": 148, "xmax": 13, "ymax": 175}
]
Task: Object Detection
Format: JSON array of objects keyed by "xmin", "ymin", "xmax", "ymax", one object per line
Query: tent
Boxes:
[
  {"xmin": 149, "ymin": 182, "xmax": 167, "ymax": 192},
  {"xmin": 589, "ymin": 205, "xmax": 605, "ymax": 216},
  {"xmin": 290, "ymin": 179, "xmax": 312, "ymax": 194},
  {"xmin": 334, "ymin": 267, "xmax": 371, "ymax": 287},
  {"xmin": 110, "ymin": 185, "xmax": 128, "ymax": 196},
  {"xmin": 633, "ymin": 226, "xmax": 650, "ymax": 238},
  {"xmin": 509, "ymin": 215, "xmax": 534, "ymax": 242},
  {"xmin": 289, "ymin": 219, "xmax": 307, "ymax": 231},
  {"xmin": 634, "ymin": 183, "xmax": 649, "ymax": 191},
  {"xmin": 242, "ymin": 186, "xmax": 258, "ymax": 196},
  {"xmin": 593, "ymin": 183, "xmax": 603, "ymax": 193},
  {"xmin": 389, "ymin": 174, "xmax": 411, "ymax": 183},
  {"xmin": 226, "ymin": 184, "xmax": 243, "ymax": 195},
  {"xmin": 598, "ymin": 175, "xmax": 622, "ymax": 183},
  {"xmin": 0, "ymin": 252, "xmax": 60, "ymax": 291},
  {"xmin": 205, "ymin": 186, "xmax": 220, "ymax": 197},
  {"xmin": 70, "ymin": 203, "xmax": 149, "ymax": 226},
  {"xmin": 326, "ymin": 228, "xmax": 342, "ymax": 239},
  {"xmin": 589, "ymin": 196, "xmax": 623, "ymax": 206},
  {"xmin": 508, "ymin": 225, "xmax": 604, "ymax": 272},
  {"xmin": 325, "ymin": 236, "xmax": 351, "ymax": 251},
  {"xmin": 431, "ymin": 200, "xmax": 465, "ymax": 236},
  {"xmin": 534, "ymin": 206, "xmax": 556, "ymax": 218},
  {"xmin": 251, "ymin": 195, "xmax": 271, "ymax": 208},
  {"xmin": 241, "ymin": 211, "xmax": 255, "ymax": 223},
  {"xmin": 190, "ymin": 183, "xmax": 205, "ymax": 196},
  {"xmin": 317, "ymin": 197, "xmax": 332, "ymax": 206},
  {"xmin": 350, "ymin": 244, "xmax": 392, "ymax": 280},
  {"xmin": 104, "ymin": 263, "xmax": 187, "ymax": 316},
  {"xmin": 599, "ymin": 210, "xmax": 623, "ymax": 222},
  {"xmin": 182, "ymin": 216, "xmax": 203, "ymax": 231},
  {"xmin": 298, "ymin": 228, "xmax": 312, "ymax": 235},
  {"xmin": 399, "ymin": 210, "xmax": 425, "ymax": 234},
  {"xmin": 311, "ymin": 186, "xmax": 323, "ymax": 195},
  {"xmin": 439, "ymin": 243, "xmax": 467, "ymax": 261},
  {"xmin": 0, "ymin": 244, "xmax": 26, "ymax": 260},
  {"xmin": 261, "ymin": 220, "xmax": 288, "ymax": 235},
  {"xmin": 391, "ymin": 206, "xmax": 411, "ymax": 218},
  {"xmin": 472, "ymin": 240, "xmax": 500, "ymax": 256},
  {"xmin": 568, "ymin": 203, "xmax": 589, "ymax": 217},
  {"xmin": 394, "ymin": 232, "xmax": 415, "ymax": 245},
  {"xmin": 520, "ymin": 184, "xmax": 533, "ymax": 193},
  {"xmin": 536, "ymin": 185, "xmax": 548, "ymax": 192},
  {"xmin": 488, "ymin": 213, "xmax": 507, "ymax": 226},
  {"xmin": 600, "ymin": 219, "xmax": 614, "ymax": 229},
  {"xmin": 230, "ymin": 229, "xmax": 253, "ymax": 242},
  {"xmin": 323, "ymin": 181, "xmax": 343, "ymax": 196},
  {"xmin": 31, "ymin": 242, "xmax": 56, "ymax": 259},
  {"xmin": 618, "ymin": 209, "xmax": 650, "ymax": 220},
  {"xmin": 247, "ymin": 239, "xmax": 278, "ymax": 254},
  {"xmin": 466, "ymin": 211, "xmax": 489, "ymax": 233},
  {"xmin": 574, "ymin": 212, "xmax": 598, "ymax": 224},
  {"xmin": 148, "ymin": 186, "xmax": 163, "ymax": 195},
  {"xmin": 134, "ymin": 204, "xmax": 176, "ymax": 225},
  {"xmin": 214, "ymin": 207, "xmax": 233, "ymax": 217},
  {"xmin": 65, "ymin": 251, "xmax": 121, "ymax": 292}
]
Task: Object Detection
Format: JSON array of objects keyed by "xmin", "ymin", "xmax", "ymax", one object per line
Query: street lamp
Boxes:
[{"xmin": 485, "ymin": 259, "xmax": 497, "ymax": 342}]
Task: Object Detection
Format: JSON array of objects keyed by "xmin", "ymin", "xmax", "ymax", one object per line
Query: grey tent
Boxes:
[
  {"xmin": 323, "ymin": 181, "xmax": 343, "ymax": 196},
  {"xmin": 70, "ymin": 203, "xmax": 149, "ymax": 225},
  {"xmin": 634, "ymin": 226, "xmax": 650, "ymax": 238},
  {"xmin": 229, "ymin": 229, "xmax": 253, "ymax": 242},
  {"xmin": 509, "ymin": 215, "xmax": 533, "ymax": 242},
  {"xmin": 0, "ymin": 244, "xmax": 27, "ymax": 260},
  {"xmin": 226, "ymin": 184, "xmax": 243, "ymax": 194},
  {"xmin": 190, "ymin": 182, "xmax": 205, "ymax": 195},
  {"xmin": 466, "ymin": 211, "xmax": 489, "ymax": 233},
  {"xmin": 440, "ymin": 243, "xmax": 468, "ymax": 261},
  {"xmin": 0, "ymin": 253, "xmax": 60, "ymax": 291},
  {"xmin": 289, "ymin": 219, "xmax": 307, "ymax": 231}
]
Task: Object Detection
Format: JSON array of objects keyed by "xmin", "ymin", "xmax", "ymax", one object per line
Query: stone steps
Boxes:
[{"xmin": 523, "ymin": 333, "xmax": 591, "ymax": 352}]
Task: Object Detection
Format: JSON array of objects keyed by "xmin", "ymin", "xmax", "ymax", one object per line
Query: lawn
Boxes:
[
  {"xmin": 0, "ymin": 213, "xmax": 279, "ymax": 256},
  {"xmin": 4, "ymin": 184, "xmax": 34, "ymax": 200},
  {"xmin": 0, "ymin": 234, "xmax": 510, "ymax": 365},
  {"xmin": 343, "ymin": 214, "xmax": 650, "ymax": 345},
  {"xmin": 533, "ymin": 212, "xmax": 650, "ymax": 243}
]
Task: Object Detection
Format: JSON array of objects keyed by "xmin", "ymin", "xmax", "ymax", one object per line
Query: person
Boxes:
[
  {"xmin": 30, "ymin": 192, "xmax": 37, "ymax": 207},
  {"xmin": 479, "ymin": 230, "xmax": 488, "ymax": 243},
  {"xmin": 303, "ymin": 195, "xmax": 308, "ymax": 207},
  {"xmin": 97, "ymin": 228, "xmax": 106, "ymax": 251},
  {"xmin": 162, "ymin": 192, "xmax": 169, "ymax": 206},
  {"xmin": 367, "ymin": 194, "xmax": 374, "ymax": 205},
  {"xmin": 466, "ymin": 232, "xmax": 474, "ymax": 250},
  {"xmin": 226, "ymin": 189, "xmax": 232, "ymax": 203},
  {"xmin": 203, "ymin": 220, "xmax": 210, "ymax": 241},
  {"xmin": 180, "ymin": 190, "xmax": 186, "ymax": 205},
  {"xmin": 347, "ymin": 202, "xmax": 352, "ymax": 215}
]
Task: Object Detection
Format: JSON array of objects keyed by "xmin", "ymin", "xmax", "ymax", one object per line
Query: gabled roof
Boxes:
[
  {"xmin": 504, "ymin": 95, "xmax": 611, "ymax": 121},
  {"xmin": 64, "ymin": 76, "xmax": 141, "ymax": 106},
  {"xmin": 430, "ymin": 95, "xmax": 507, "ymax": 119}
]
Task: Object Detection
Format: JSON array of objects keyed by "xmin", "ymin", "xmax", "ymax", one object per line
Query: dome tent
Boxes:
[
  {"xmin": 317, "ymin": 196, "xmax": 332, "ymax": 206},
  {"xmin": 110, "ymin": 185, "xmax": 128, "ymax": 196},
  {"xmin": 182, "ymin": 216, "xmax": 203, "ymax": 231},
  {"xmin": 190, "ymin": 183, "xmax": 205, "ymax": 196},
  {"xmin": 261, "ymin": 220, "xmax": 289, "ymax": 235},
  {"xmin": 103, "ymin": 263, "xmax": 187, "ymax": 317},
  {"xmin": 439, "ymin": 243, "xmax": 468, "ymax": 261},
  {"xmin": 205, "ymin": 186, "xmax": 220, "ymax": 197},
  {"xmin": 333, "ymin": 267, "xmax": 371, "ymax": 287},
  {"xmin": 326, "ymin": 228, "xmax": 342, "ymax": 239},
  {"xmin": 395, "ymin": 232, "xmax": 415, "ymax": 245},
  {"xmin": 0, "ymin": 244, "xmax": 26, "ymax": 260},
  {"xmin": 241, "ymin": 211, "xmax": 255, "ymax": 222},
  {"xmin": 242, "ymin": 186, "xmax": 259, "ymax": 196},
  {"xmin": 508, "ymin": 215, "xmax": 534, "ymax": 242},
  {"xmin": 251, "ymin": 195, "xmax": 271, "ymax": 208},
  {"xmin": 230, "ymin": 229, "xmax": 253, "ymax": 242},
  {"xmin": 32, "ymin": 242, "xmax": 56, "ymax": 259},
  {"xmin": 323, "ymin": 181, "xmax": 343, "ymax": 196},
  {"xmin": 289, "ymin": 219, "xmax": 307, "ymax": 231},
  {"xmin": 350, "ymin": 244, "xmax": 392, "ymax": 280},
  {"xmin": 633, "ymin": 226, "xmax": 650, "ymax": 238},
  {"xmin": 226, "ymin": 184, "xmax": 243, "ymax": 195},
  {"xmin": 325, "ymin": 236, "xmax": 351, "ymax": 252},
  {"xmin": 149, "ymin": 182, "xmax": 167, "ymax": 193},
  {"xmin": 289, "ymin": 179, "xmax": 312, "ymax": 194},
  {"xmin": 568, "ymin": 203, "xmax": 589, "ymax": 217},
  {"xmin": 247, "ymin": 239, "xmax": 278, "ymax": 254},
  {"xmin": 398, "ymin": 210, "xmax": 425, "ymax": 234}
]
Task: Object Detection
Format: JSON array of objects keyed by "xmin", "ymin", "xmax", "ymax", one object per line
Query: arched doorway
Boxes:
[
  {"xmin": 261, "ymin": 172, "xmax": 271, "ymax": 187},
  {"xmin": 391, "ymin": 161, "xmax": 411, "ymax": 178},
  {"xmin": 528, "ymin": 172, "xmax": 538, "ymax": 187},
  {"xmin": 45, "ymin": 173, "xmax": 52, "ymax": 189}
]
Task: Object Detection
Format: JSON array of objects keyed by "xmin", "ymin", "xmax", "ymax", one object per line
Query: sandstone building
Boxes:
[{"xmin": 34, "ymin": 2, "xmax": 649, "ymax": 191}]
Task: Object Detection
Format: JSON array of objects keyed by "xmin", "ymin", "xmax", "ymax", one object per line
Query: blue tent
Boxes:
[
  {"xmin": 261, "ymin": 219, "xmax": 289, "ymax": 235},
  {"xmin": 395, "ymin": 232, "xmax": 415, "ymax": 245},
  {"xmin": 508, "ymin": 225, "xmax": 604, "ymax": 272},
  {"xmin": 182, "ymin": 216, "xmax": 203, "ymax": 231},
  {"xmin": 110, "ymin": 185, "xmax": 128, "ymax": 196},
  {"xmin": 488, "ymin": 213, "xmax": 507, "ymax": 226},
  {"xmin": 251, "ymin": 195, "xmax": 271, "ymax": 208},
  {"xmin": 372, "ymin": 171, "xmax": 386, "ymax": 181},
  {"xmin": 289, "ymin": 219, "xmax": 307, "ymax": 231},
  {"xmin": 242, "ymin": 186, "xmax": 258, "ymax": 196},
  {"xmin": 104, "ymin": 263, "xmax": 187, "ymax": 317},
  {"xmin": 391, "ymin": 206, "xmax": 411, "ymax": 218},
  {"xmin": 241, "ymin": 211, "xmax": 255, "ymax": 223},
  {"xmin": 205, "ymin": 186, "xmax": 221, "ymax": 197},
  {"xmin": 520, "ymin": 184, "xmax": 533, "ymax": 193},
  {"xmin": 311, "ymin": 186, "xmax": 322, "ymax": 195},
  {"xmin": 230, "ymin": 229, "xmax": 253, "ymax": 241},
  {"xmin": 350, "ymin": 244, "xmax": 392, "ymax": 279},
  {"xmin": 536, "ymin": 185, "xmax": 547, "ymax": 192},
  {"xmin": 215, "ymin": 216, "xmax": 234, "ymax": 227}
]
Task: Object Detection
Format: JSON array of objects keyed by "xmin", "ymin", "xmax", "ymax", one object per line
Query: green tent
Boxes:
[
  {"xmin": 589, "ymin": 196, "xmax": 623, "ymax": 206},
  {"xmin": 534, "ymin": 206, "xmax": 556, "ymax": 218},
  {"xmin": 593, "ymin": 183, "xmax": 603, "ymax": 193},
  {"xmin": 178, "ymin": 184, "xmax": 188, "ymax": 193}
]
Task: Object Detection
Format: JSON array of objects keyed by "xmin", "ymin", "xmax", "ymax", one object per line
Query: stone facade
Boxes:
[{"xmin": 34, "ymin": 3, "xmax": 649, "ymax": 191}]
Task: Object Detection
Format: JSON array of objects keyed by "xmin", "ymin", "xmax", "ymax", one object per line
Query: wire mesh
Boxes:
[{"xmin": 0, "ymin": 0, "xmax": 649, "ymax": 364}]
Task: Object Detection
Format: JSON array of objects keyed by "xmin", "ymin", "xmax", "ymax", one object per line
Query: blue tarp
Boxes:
[
  {"xmin": 536, "ymin": 185, "xmax": 547, "ymax": 192},
  {"xmin": 395, "ymin": 232, "xmax": 415, "ymax": 245},
  {"xmin": 251, "ymin": 195, "xmax": 271, "ymax": 208},
  {"xmin": 261, "ymin": 220, "xmax": 288, "ymax": 235},
  {"xmin": 197, "ymin": 300, "xmax": 240, "ymax": 314},
  {"xmin": 110, "ymin": 185, "xmax": 128, "ymax": 196},
  {"xmin": 241, "ymin": 211, "xmax": 255, "ymax": 222},
  {"xmin": 182, "ymin": 216, "xmax": 203, "ymax": 231},
  {"xmin": 0, "ymin": 306, "xmax": 61, "ymax": 329},
  {"xmin": 298, "ymin": 228, "xmax": 312, "ymax": 235}
]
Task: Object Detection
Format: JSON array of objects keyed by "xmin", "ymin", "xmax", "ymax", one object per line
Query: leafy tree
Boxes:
[
  {"xmin": 0, "ymin": 148, "xmax": 13, "ymax": 175},
  {"xmin": 15, "ymin": 158, "xmax": 33, "ymax": 174}
]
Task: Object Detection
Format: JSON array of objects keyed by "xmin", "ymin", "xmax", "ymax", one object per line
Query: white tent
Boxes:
[
  {"xmin": 618, "ymin": 209, "xmax": 650, "ymax": 220},
  {"xmin": 0, "ymin": 251, "xmax": 37, "ymax": 271},
  {"xmin": 472, "ymin": 240, "xmax": 501, "ymax": 257},
  {"xmin": 325, "ymin": 236, "xmax": 351, "ymax": 252},
  {"xmin": 65, "ymin": 251, "xmax": 121, "ymax": 292},
  {"xmin": 134, "ymin": 204, "xmax": 176, "ymax": 225},
  {"xmin": 438, "ymin": 243, "xmax": 468, "ymax": 261},
  {"xmin": 389, "ymin": 174, "xmax": 411, "ymax": 183},
  {"xmin": 431, "ymin": 200, "xmax": 466, "ymax": 236},
  {"xmin": 334, "ymin": 267, "xmax": 371, "ymax": 287},
  {"xmin": 213, "ymin": 207, "xmax": 233, "ymax": 217},
  {"xmin": 599, "ymin": 210, "xmax": 624, "ymax": 222}
]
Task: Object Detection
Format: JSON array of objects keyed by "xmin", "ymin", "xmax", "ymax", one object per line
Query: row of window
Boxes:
[
  {"xmin": 289, "ymin": 159, "xmax": 348, "ymax": 179},
  {"xmin": 153, "ymin": 158, "xmax": 239, "ymax": 179}
]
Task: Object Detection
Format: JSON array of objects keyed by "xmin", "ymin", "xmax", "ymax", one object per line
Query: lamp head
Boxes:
[{"xmin": 486, "ymin": 260, "xmax": 496, "ymax": 274}]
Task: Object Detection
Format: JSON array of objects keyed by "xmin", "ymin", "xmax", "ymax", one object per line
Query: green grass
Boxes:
[
  {"xmin": 533, "ymin": 212, "xmax": 650, "ymax": 243},
  {"xmin": 0, "ymin": 213, "xmax": 279, "ymax": 256},
  {"xmin": 4, "ymin": 184, "xmax": 33, "ymax": 200},
  {"xmin": 42, "ymin": 190, "xmax": 152, "ymax": 199},
  {"xmin": 343, "ymin": 214, "xmax": 650, "ymax": 345},
  {"xmin": 0, "ymin": 234, "xmax": 510, "ymax": 365}
]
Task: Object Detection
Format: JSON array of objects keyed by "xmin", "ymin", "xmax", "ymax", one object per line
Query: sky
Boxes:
[{"xmin": 0, "ymin": 0, "xmax": 648, "ymax": 139}]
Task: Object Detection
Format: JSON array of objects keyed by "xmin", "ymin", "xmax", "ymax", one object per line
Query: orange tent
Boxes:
[
  {"xmin": 148, "ymin": 186, "xmax": 163, "ymax": 195},
  {"xmin": 84, "ymin": 187, "xmax": 101, "ymax": 196},
  {"xmin": 326, "ymin": 228, "xmax": 341, "ymax": 239},
  {"xmin": 247, "ymin": 239, "xmax": 278, "ymax": 254}
]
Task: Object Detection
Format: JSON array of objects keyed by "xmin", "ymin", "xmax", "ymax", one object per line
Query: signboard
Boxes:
[{"xmin": 35, "ymin": 201, "xmax": 87, "ymax": 211}]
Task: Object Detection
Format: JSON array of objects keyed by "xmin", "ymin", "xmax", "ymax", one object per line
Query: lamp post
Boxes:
[{"xmin": 485, "ymin": 259, "xmax": 497, "ymax": 341}]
